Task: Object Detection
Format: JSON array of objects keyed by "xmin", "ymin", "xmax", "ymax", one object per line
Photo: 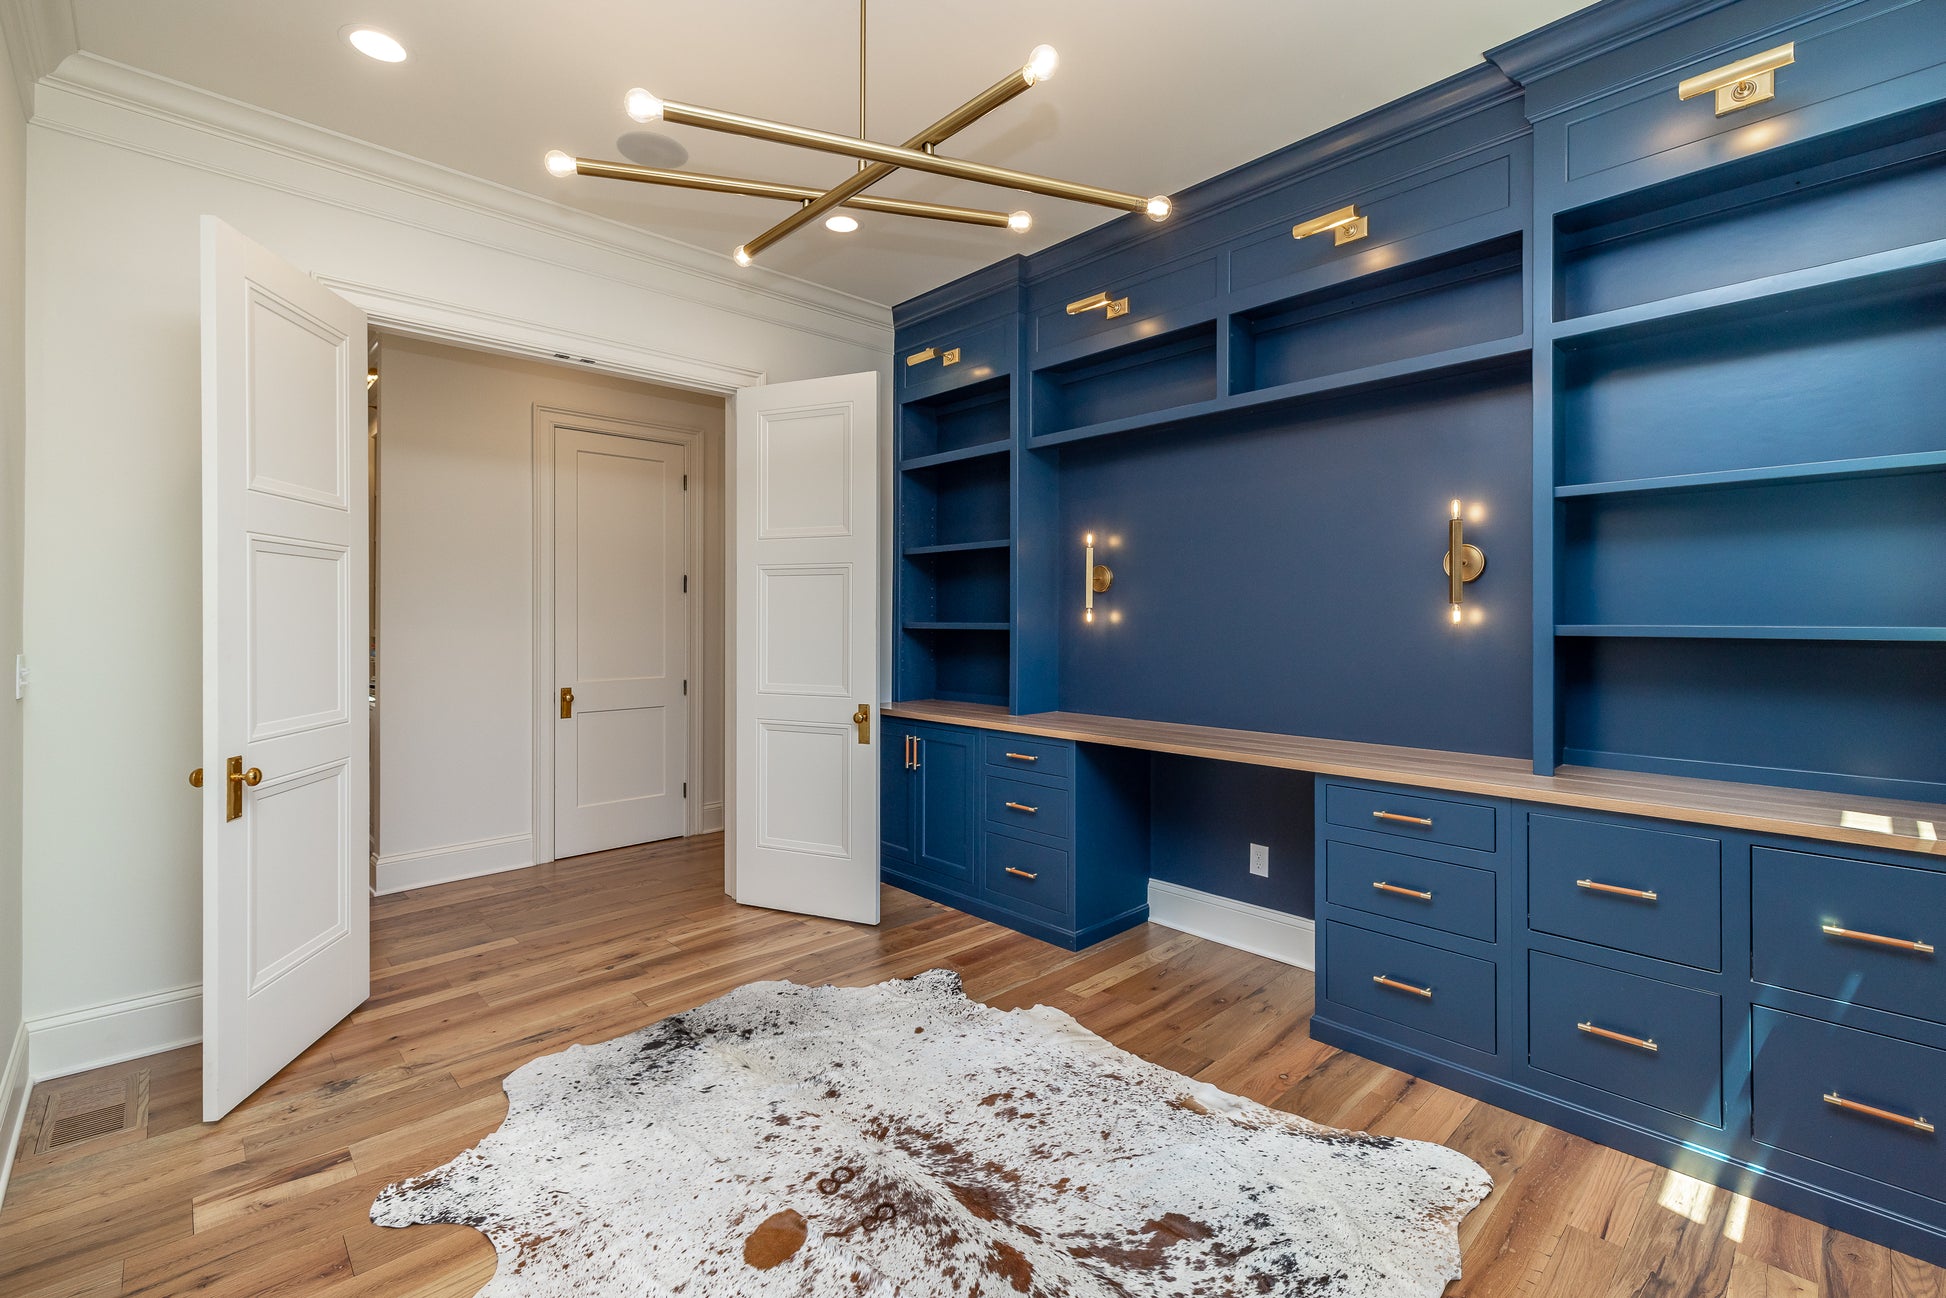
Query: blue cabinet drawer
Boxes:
[
  {"xmin": 1324, "ymin": 783, "xmax": 1497, "ymax": 853},
  {"xmin": 1752, "ymin": 1007, "xmax": 1945, "ymax": 1205},
  {"xmin": 1529, "ymin": 951, "xmax": 1724, "ymax": 1127},
  {"xmin": 1753, "ymin": 847, "xmax": 1944, "ymax": 1024},
  {"xmin": 1031, "ymin": 256, "xmax": 1219, "ymax": 360},
  {"xmin": 984, "ymin": 733, "xmax": 1073, "ymax": 781},
  {"xmin": 1323, "ymin": 839, "xmax": 1496, "ymax": 943},
  {"xmin": 1528, "ymin": 814, "xmax": 1721, "ymax": 971},
  {"xmin": 983, "ymin": 830, "xmax": 1073, "ymax": 922},
  {"xmin": 1323, "ymin": 921, "xmax": 1497, "ymax": 1055},
  {"xmin": 984, "ymin": 774, "xmax": 1070, "ymax": 840},
  {"xmin": 899, "ymin": 317, "xmax": 1012, "ymax": 398}
]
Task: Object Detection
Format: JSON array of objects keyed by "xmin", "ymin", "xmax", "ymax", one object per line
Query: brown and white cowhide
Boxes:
[{"xmin": 372, "ymin": 970, "xmax": 1490, "ymax": 1296}]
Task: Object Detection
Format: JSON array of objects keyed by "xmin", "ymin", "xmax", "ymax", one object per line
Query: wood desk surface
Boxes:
[{"xmin": 884, "ymin": 700, "xmax": 1946, "ymax": 858}]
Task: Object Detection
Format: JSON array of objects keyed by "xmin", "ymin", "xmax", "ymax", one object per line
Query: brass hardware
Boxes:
[
  {"xmin": 1373, "ymin": 974, "xmax": 1434, "ymax": 999},
  {"xmin": 1093, "ymin": 566, "xmax": 1114, "ymax": 593},
  {"xmin": 912, "ymin": 736, "xmax": 922, "ymax": 769},
  {"xmin": 1823, "ymin": 1093, "xmax": 1934, "ymax": 1133},
  {"xmin": 906, "ymin": 347, "xmax": 938, "ymax": 366},
  {"xmin": 189, "ymin": 767, "xmax": 204, "ymax": 789},
  {"xmin": 853, "ymin": 704, "xmax": 871, "ymax": 745},
  {"xmin": 1067, "ymin": 291, "xmax": 1129, "ymax": 319},
  {"xmin": 1083, "ymin": 532, "xmax": 1114, "ymax": 624},
  {"xmin": 1373, "ymin": 811, "xmax": 1434, "ymax": 827},
  {"xmin": 560, "ymin": 686, "xmax": 574, "ymax": 719},
  {"xmin": 1292, "ymin": 203, "xmax": 1368, "ymax": 246},
  {"xmin": 904, "ymin": 734, "xmax": 915, "ymax": 769},
  {"xmin": 1445, "ymin": 500, "xmax": 1485, "ymax": 624},
  {"xmin": 1577, "ymin": 879, "xmax": 1660, "ymax": 902},
  {"xmin": 1004, "ymin": 801, "xmax": 1039, "ymax": 814},
  {"xmin": 942, "ymin": 348, "xmax": 962, "ymax": 366},
  {"xmin": 1373, "ymin": 881, "xmax": 1434, "ymax": 901},
  {"xmin": 1679, "ymin": 42, "xmax": 1795, "ymax": 116},
  {"xmin": 1004, "ymin": 866, "xmax": 1039, "ymax": 880},
  {"xmin": 570, "ymin": 159, "xmax": 1016, "ymax": 229},
  {"xmin": 1004, "ymin": 751, "xmax": 1038, "ymax": 763},
  {"xmin": 1578, "ymin": 1021, "xmax": 1659, "ymax": 1053},
  {"xmin": 1822, "ymin": 924, "xmax": 1934, "ymax": 955},
  {"xmin": 224, "ymin": 756, "xmax": 260, "ymax": 822}
]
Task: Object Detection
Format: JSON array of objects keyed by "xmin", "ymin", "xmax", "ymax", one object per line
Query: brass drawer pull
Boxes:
[
  {"xmin": 1577, "ymin": 879, "xmax": 1659, "ymax": 902},
  {"xmin": 1004, "ymin": 866, "xmax": 1038, "ymax": 881},
  {"xmin": 1372, "ymin": 811, "xmax": 1434, "ymax": 827},
  {"xmin": 1004, "ymin": 801, "xmax": 1039, "ymax": 814},
  {"xmin": 1824, "ymin": 1093, "xmax": 1934, "ymax": 1134},
  {"xmin": 1372, "ymin": 881, "xmax": 1433, "ymax": 901},
  {"xmin": 1066, "ymin": 291, "xmax": 1129, "ymax": 319},
  {"xmin": 1372, "ymin": 974, "xmax": 1433, "ymax": 999},
  {"xmin": 1577, "ymin": 1021, "xmax": 1659, "ymax": 1053},
  {"xmin": 1821, "ymin": 924, "xmax": 1934, "ymax": 955},
  {"xmin": 1003, "ymin": 751, "xmax": 1039, "ymax": 762},
  {"xmin": 906, "ymin": 346, "xmax": 937, "ymax": 366}
]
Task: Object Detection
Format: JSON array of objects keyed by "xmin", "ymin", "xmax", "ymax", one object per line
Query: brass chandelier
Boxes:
[{"xmin": 544, "ymin": 2, "xmax": 1173, "ymax": 267}]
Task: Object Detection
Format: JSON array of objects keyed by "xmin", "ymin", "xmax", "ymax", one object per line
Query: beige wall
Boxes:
[
  {"xmin": 374, "ymin": 335, "xmax": 726, "ymax": 889},
  {"xmin": 0, "ymin": 23, "xmax": 27, "ymax": 1161}
]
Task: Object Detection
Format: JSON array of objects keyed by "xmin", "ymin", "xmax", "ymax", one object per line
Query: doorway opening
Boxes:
[{"xmin": 366, "ymin": 331, "xmax": 727, "ymax": 895}]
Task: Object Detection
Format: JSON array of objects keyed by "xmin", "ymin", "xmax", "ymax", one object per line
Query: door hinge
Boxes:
[
  {"xmin": 682, "ymin": 679, "xmax": 688, "ymax": 695},
  {"xmin": 683, "ymin": 782, "xmax": 688, "ymax": 798},
  {"xmin": 682, "ymin": 574, "xmax": 688, "ymax": 593},
  {"xmin": 682, "ymin": 474, "xmax": 688, "ymax": 490}
]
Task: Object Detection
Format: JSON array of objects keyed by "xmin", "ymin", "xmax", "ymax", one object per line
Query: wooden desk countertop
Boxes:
[{"xmin": 884, "ymin": 700, "xmax": 1946, "ymax": 858}]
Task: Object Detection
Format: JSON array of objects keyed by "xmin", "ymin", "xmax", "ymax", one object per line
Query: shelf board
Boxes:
[
  {"xmin": 903, "ymin": 538, "xmax": 1011, "ymax": 557},
  {"xmin": 1028, "ymin": 333, "xmax": 1530, "ymax": 450},
  {"xmin": 1556, "ymin": 450, "xmax": 1946, "ymax": 498},
  {"xmin": 903, "ymin": 621, "xmax": 1011, "ymax": 632},
  {"xmin": 899, "ymin": 440, "xmax": 1010, "ymax": 472},
  {"xmin": 1556, "ymin": 624, "xmax": 1946, "ymax": 642},
  {"xmin": 1549, "ymin": 236, "xmax": 1946, "ymax": 346}
]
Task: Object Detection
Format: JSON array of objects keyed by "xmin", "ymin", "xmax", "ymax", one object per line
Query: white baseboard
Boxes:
[
  {"xmin": 375, "ymin": 832, "xmax": 534, "ymax": 895},
  {"xmin": 700, "ymin": 801, "xmax": 724, "ymax": 834},
  {"xmin": 27, "ymin": 984, "xmax": 202, "ymax": 1083},
  {"xmin": 0, "ymin": 1020, "xmax": 30, "ymax": 1209},
  {"xmin": 1147, "ymin": 879, "xmax": 1316, "ymax": 970}
]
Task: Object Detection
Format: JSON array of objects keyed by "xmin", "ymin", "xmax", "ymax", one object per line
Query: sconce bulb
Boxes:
[
  {"xmin": 625, "ymin": 87, "xmax": 665, "ymax": 123},
  {"xmin": 1451, "ymin": 604, "xmax": 1462, "ymax": 624},
  {"xmin": 1084, "ymin": 533, "xmax": 1095, "ymax": 547},
  {"xmin": 824, "ymin": 214, "xmax": 859, "ymax": 233},
  {"xmin": 1024, "ymin": 45, "xmax": 1059, "ymax": 85},
  {"xmin": 1085, "ymin": 608, "xmax": 1094, "ymax": 624},
  {"xmin": 1007, "ymin": 210, "xmax": 1033, "ymax": 233},
  {"xmin": 1451, "ymin": 498, "xmax": 1462, "ymax": 520},
  {"xmin": 544, "ymin": 150, "xmax": 578, "ymax": 178},
  {"xmin": 1145, "ymin": 195, "xmax": 1173, "ymax": 222},
  {"xmin": 731, "ymin": 245, "xmax": 754, "ymax": 268}
]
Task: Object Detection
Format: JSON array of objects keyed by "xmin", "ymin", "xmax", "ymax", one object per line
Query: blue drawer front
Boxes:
[
  {"xmin": 1324, "ymin": 839, "xmax": 1496, "ymax": 943},
  {"xmin": 983, "ymin": 733, "xmax": 1073, "ymax": 781},
  {"xmin": 1324, "ymin": 921, "xmax": 1497, "ymax": 1054},
  {"xmin": 1324, "ymin": 783, "xmax": 1497, "ymax": 853},
  {"xmin": 1528, "ymin": 814, "xmax": 1722, "ymax": 971},
  {"xmin": 1752, "ymin": 1007, "xmax": 1946, "ymax": 1206},
  {"xmin": 1529, "ymin": 951, "xmax": 1724, "ymax": 1127},
  {"xmin": 983, "ymin": 830, "xmax": 1073, "ymax": 922},
  {"xmin": 985, "ymin": 774, "xmax": 1071, "ymax": 841},
  {"xmin": 1753, "ymin": 847, "xmax": 1944, "ymax": 1024}
]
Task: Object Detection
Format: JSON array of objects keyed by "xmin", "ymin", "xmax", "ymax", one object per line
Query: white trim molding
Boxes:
[
  {"xmin": 1147, "ymin": 880, "xmax": 1316, "ymax": 970},
  {"xmin": 0, "ymin": 0, "xmax": 77, "ymax": 116},
  {"xmin": 0, "ymin": 1020, "xmax": 30, "ymax": 1208},
  {"xmin": 701, "ymin": 800, "xmax": 725, "ymax": 834},
  {"xmin": 374, "ymin": 833, "xmax": 535, "ymax": 896},
  {"xmin": 27, "ymin": 984, "xmax": 202, "ymax": 1083}
]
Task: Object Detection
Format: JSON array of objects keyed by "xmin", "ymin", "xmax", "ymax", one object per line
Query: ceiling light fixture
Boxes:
[
  {"xmin": 546, "ymin": 0, "xmax": 1171, "ymax": 266},
  {"xmin": 344, "ymin": 27, "xmax": 406, "ymax": 63},
  {"xmin": 825, "ymin": 214, "xmax": 860, "ymax": 233}
]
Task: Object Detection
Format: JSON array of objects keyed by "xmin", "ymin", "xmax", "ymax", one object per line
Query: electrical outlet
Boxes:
[{"xmin": 1249, "ymin": 843, "xmax": 1269, "ymax": 877}]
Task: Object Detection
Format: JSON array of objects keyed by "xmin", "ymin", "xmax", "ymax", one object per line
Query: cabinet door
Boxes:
[
  {"xmin": 881, "ymin": 721, "xmax": 918, "ymax": 865},
  {"xmin": 913, "ymin": 723, "xmax": 979, "ymax": 886}
]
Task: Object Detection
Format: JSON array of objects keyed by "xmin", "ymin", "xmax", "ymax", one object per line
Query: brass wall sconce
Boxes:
[
  {"xmin": 1084, "ymin": 532, "xmax": 1113, "ymax": 623},
  {"xmin": 1068, "ymin": 291, "xmax": 1129, "ymax": 320},
  {"xmin": 1444, "ymin": 500, "xmax": 1484, "ymax": 624},
  {"xmin": 1679, "ymin": 42, "xmax": 1795, "ymax": 116},
  {"xmin": 1292, "ymin": 203, "xmax": 1368, "ymax": 246}
]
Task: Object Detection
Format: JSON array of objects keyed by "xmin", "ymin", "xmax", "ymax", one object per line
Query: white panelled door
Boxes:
[
  {"xmin": 731, "ymin": 373, "xmax": 880, "ymax": 924},
  {"xmin": 554, "ymin": 428, "xmax": 690, "ymax": 857},
  {"xmin": 200, "ymin": 217, "xmax": 370, "ymax": 1121}
]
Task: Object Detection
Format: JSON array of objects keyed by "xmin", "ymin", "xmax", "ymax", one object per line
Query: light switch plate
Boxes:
[{"xmin": 1249, "ymin": 843, "xmax": 1269, "ymax": 877}]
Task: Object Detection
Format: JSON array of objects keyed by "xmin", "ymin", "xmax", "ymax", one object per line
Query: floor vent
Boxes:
[{"xmin": 31, "ymin": 1068, "xmax": 149, "ymax": 1155}]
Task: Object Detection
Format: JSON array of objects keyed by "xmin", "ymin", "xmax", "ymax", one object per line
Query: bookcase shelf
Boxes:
[
  {"xmin": 900, "ymin": 441, "xmax": 1009, "ymax": 472},
  {"xmin": 1556, "ymin": 625, "xmax": 1946, "ymax": 642},
  {"xmin": 1556, "ymin": 450, "xmax": 1946, "ymax": 498},
  {"xmin": 903, "ymin": 538, "xmax": 1010, "ymax": 557}
]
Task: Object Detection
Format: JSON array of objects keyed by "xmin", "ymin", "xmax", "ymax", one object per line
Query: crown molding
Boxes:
[
  {"xmin": 893, "ymin": 256, "xmax": 1024, "ymax": 331},
  {"xmin": 32, "ymin": 53, "xmax": 893, "ymax": 348},
  {"xmin": 1486, "ymin": 0, "xmax": 1745, "ymax": 85},
  {"xmin": 0, "ymin": 0, "xmax": 75, "ymax": 117}
]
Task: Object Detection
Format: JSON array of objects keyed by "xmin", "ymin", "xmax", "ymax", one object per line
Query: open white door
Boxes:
[
  {"xmin": 200, "ymin": 217, "xmax": 370, "ymax": 1120},
  {"xmin": 731, "ymin": 373, "xmax": 880, "ymax": 924}
]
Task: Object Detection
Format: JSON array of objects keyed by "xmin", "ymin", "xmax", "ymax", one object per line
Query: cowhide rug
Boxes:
[{"xmin": 372, "ymin": 970, "xmax": 1490, "ymax": 1296}]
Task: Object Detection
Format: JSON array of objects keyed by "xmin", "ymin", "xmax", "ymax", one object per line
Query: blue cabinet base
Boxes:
[{"xmin": 884, "ymin": 866, "xmax": 1149, "ymax": 952}]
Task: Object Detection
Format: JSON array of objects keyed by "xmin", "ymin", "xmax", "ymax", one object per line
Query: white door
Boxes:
[
  {"xmin": 554, "ymin": 428, "xmax": 690, "ymax": 857},
  {"xmin": 731, "ymin": 373, "xmax": 881, "ymax": 924},
  {"xmin": 200, "ymin": 218, "xmax": 370, "ymax": 1120}
]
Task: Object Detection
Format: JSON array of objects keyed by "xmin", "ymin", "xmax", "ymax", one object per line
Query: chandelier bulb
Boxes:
[
  {"xmin": 1007, "ymin": 210, "xmax": 1033, "ymax": 233},
  {"xmin": 1145, "ymin": 195, "xmax": 1173, "ymax": 222},
  {"xmin": 825, "ymin": 214, "xmax": 859, "ymax": 233},
  {"xmin": 1024, "ymin": 45, "xmax": 1059, "ymax": 85},
  {"xmin": 732, "ymin": 245, "xmax": 754, "ymax": 268},
  {"xmin": 625, "ymin": 88, "xmax": 665, "ymax": 123},
  {"xmin": 543, "ymin": 150, "xmax": 578, "ymax": 179}
]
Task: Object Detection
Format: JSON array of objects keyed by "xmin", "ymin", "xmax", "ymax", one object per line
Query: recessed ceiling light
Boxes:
[
  {"xmin": 824, "ymin": 214, "xmax": 859, "ymax": 234},
  {"xmin": 344, "ymin": 27, "xmax": 407, "ymax": 63}
]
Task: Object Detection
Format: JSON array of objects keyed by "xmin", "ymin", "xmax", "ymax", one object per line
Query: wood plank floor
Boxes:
[{"xmin": 2, "ymin": 833, "xmax": 1939, "ymax": 1297}]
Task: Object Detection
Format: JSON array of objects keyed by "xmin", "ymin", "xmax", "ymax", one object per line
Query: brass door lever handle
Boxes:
[
  {"xmin": 560, "ymin": 686, "xmax": 574, "ymax": 719},
  {"xmin": 224, "ymin": 755, "xmax": 261, "ymax": 821}
]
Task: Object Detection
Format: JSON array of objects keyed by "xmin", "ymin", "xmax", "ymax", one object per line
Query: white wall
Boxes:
[
  {"xmin": 19, "ymin": 54, "xmax": 891, "ymax": 1076},
  {"xmin": 374, "ymin": 335, "xmax": 725, "ymax": 892}
]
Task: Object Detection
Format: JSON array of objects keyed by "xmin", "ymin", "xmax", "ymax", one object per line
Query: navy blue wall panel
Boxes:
[
  {"xmin": 1057, "ymin": 373, "xmax": 1533, "ymax": 756},
  {"xmin": 1149, "ymin": 755, "xmax": 1315, "ymax": 917}
]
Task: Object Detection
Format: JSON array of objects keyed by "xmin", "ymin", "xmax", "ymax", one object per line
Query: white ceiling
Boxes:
[{"xmin": 69, "ymin": 0, "xmax": 1591, "ymax": 306}]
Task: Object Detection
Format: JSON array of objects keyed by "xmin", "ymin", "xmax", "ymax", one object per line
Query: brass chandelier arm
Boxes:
[
  {"xmin": 569, "ymin": 158, "xmax": 1016, "ymax": 227},
  {"xmin": 738, "ymin": 66, "xmax": 1039, "ymax": 262}
]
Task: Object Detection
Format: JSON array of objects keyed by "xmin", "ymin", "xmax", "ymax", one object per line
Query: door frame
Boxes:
[{"xmin": 531, "ymin": 406, "xmax": 709, "ymax": 862}]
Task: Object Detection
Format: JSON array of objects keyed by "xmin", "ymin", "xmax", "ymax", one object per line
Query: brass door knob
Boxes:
[
  {"xmin": 237, "ymin": 767, "xmax": 263, "ymax": 787},
  {"xmin": 224, "ymin": 756, "xmax": 261, "ymax": 821},
  {"xmin": 189, "ymin": 767, "xmax": 204, "ymax": 788}
]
